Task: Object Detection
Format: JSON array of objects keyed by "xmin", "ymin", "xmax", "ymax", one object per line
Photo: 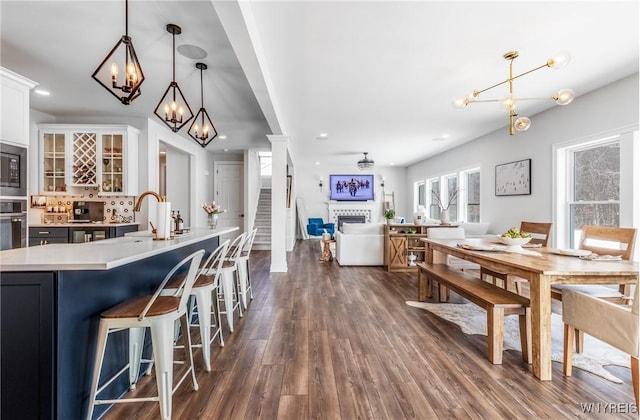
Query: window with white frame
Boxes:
[
  {"xmin": 416, "ymin": 181, "xmax": 426, "ymax": 208},
  {"xmin": 422, "ymin": 167, "xmax": 481, "ymax": 223},
  {"xmin": 464, "ymin": 169, "xmax": 481, "ymax": 222},
  {"xmin": 444, "ymin": 175, "xmax": 458, "ymax": 222},
  {"xmin": 427, "ymin": 178, "xmax": 440, "ymax": 219},
  {"xmin": 567, "ymin": 138, "xmax": 620, "ymax": 247}
]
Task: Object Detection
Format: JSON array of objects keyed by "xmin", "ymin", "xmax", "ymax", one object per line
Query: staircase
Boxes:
[{"xmin": 253, "ymin": 188, "xmax": 271, "ymax": 250}]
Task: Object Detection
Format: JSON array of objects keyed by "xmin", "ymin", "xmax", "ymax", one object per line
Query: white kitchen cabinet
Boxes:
[
  {"xmin": 38, "ymin": 124, "xmax": 139, "ymax": 196},
  {"xmin": 1, "ymin": 67, "xmax": 37, "ymax": 147}
]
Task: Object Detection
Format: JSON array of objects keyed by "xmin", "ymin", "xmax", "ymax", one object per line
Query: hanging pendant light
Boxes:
[
  {"xmin": 357, "ymin": 152, "xmax": 375, "ymax": 170},
  {"xmin": 453, "ymin": 50, "xmax": 574, "ymax": 135},
  {"xmin": 154, "ymin": 24, "xmax": 194, "ymax": 133},
  {"xmin": 91, "ymin": 0, "xmax": 144, "ymax": 105},
  {"xmin": 187, "ymin": 63, "xmax": 218, "ymax": 148}
]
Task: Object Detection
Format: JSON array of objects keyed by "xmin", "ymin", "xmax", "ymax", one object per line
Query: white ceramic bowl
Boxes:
[{"xmin": 497, "ymin": 236, "xmax": 532, "ymax": 246}]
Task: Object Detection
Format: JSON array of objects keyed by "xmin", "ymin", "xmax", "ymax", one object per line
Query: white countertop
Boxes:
[
  {"xmin": 0, "ymin": 227, "xmax": 238, "ymax": 271},
  {"xmin": 29, "ymin": 222, "xmax": 140, "ymax": 228}
]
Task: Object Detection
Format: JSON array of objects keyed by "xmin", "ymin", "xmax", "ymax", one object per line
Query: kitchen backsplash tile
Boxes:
[{"xmin": 31, "ymin": 187, "xmax": 135, "ymax": 224}]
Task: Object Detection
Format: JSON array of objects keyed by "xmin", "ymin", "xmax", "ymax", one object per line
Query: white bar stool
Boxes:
[
  {"xmin": 86, "ymin": 249, "xmax": 205, "ymax": 420},
  {"xmin": 237, "ymin": 227, "xmax": 257, "ymax": 310},
  {"xmin": 164, "ymin": 239, "xmax": 229, "ymax": 371},
  {"xmin": 220, "ymin": 232, "xmax": 247, "ymax": 332}
]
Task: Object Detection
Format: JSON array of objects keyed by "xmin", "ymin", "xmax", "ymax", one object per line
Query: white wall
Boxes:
[
  {"xmin": 407, "ymin": 74, "xmax": 639, "ymax": 238},
  {"xmin": 295, "ymin": 164, "xmax": 408, "ymax": 229},
  {"xmin": 164, "ymin": 145, "xmax": 191, "ymax": 227},
  {"xmin": 145, "ymin": 119, "xmax": 212, "ymax": 231}
]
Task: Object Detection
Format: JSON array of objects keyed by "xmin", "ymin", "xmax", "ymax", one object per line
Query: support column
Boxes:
[{"xmin": 267, "ymin": 135, "xmax": 289, "ymax": 272}]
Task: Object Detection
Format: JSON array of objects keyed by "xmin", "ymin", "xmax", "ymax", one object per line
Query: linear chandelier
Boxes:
[
  {"xmin": 357, "ymin": 152, "xmax": 374, "ymax": 170},
  {"xmin": 188, "ymin": 63, "xmax": 218, "ymax": 148},
  {"xmin": 92, "ymin": 0, "xmax": 144, "ymax": 105},
  {"xmin": 453, "ymin": 51, "xmax": 574, "ymax": 135},
  {"xmin": 154, "ymin": 24, "xmax": 194, "ymax": 133}
]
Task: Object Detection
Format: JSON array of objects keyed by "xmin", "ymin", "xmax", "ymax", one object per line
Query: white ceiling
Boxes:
[{"xmin": 1, "ymin": 1, "xmax": 638, "ymax": 168}]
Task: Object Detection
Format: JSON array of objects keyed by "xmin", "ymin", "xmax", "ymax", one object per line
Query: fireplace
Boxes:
[
  {"xmin": 337, "ymin": 215, "xmax": 366, "ymax": 229},
  {"xmin": 328, "ymin": 201, "xmax": 377, "ymax": 225}
]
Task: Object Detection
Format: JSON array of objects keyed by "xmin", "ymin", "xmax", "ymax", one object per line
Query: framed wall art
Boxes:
[{"xmin": 495, "ymin": 158, "xmax": 531, "ymax": 196}]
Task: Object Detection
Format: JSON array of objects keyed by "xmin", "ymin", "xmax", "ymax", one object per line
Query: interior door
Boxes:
[{"xmin": 214, "ymin": 162, "xmax": 243, "ymax": 240}]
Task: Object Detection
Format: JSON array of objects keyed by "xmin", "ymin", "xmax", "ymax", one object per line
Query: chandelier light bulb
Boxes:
[
  {"xmin": 501, "ymin": 94, "xmax": 517, "ymax": 111},
  {"xmin": 452, "ymin": 97, "xmax": 468, "ymax": 109},
  {"xmin": 554, "ymin": 88, "xmax": 575, "ymax": 105},
  {"xmin": 548, "ymin": 51, "xmax": 571, "ymax": 69},
  {"xmin": 514, "ymin": 116, "xmax": 531, "ymax": 131}
]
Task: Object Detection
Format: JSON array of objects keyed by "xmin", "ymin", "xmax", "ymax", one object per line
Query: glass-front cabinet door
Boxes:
[
  {"xmin": 41, "ymin": 131, "xmax": 67, "ymax": 193},
  {"xmin": 39, "ymin": 124, "xmax": 139, "ymax": 196},
  {"xmin": 100, "ymin": 133, "xmax": 124, "ymax": 193}
]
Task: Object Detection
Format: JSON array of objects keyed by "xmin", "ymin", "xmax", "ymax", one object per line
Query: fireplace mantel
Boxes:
[{"xmin": 328, "ymin": 201, "xmax": 378, "ymax": 225}]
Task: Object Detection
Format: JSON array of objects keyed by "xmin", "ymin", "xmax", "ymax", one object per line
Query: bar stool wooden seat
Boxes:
[
  {"xmin": 163, "ymin": 239, "xmax": 230, "ymax": 371},
  {"xmin": 86, "ymin": 249, "xmax": 205, "ymax": 420},
  {"xmin": 219, "ymin": 232, "xmax": 248, "ymax": 332}
]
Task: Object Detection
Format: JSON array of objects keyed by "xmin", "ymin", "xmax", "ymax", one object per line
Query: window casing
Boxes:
[
  {"xmin": 567, "ymin": 139, "xmax": 620, "ymax": 247},
  {"xmin": 421, "ymin": 167, "xmax": 481, "ymax": 222}
]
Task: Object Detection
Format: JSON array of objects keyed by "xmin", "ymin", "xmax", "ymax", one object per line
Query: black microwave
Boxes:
[{"xmin": 0, "ymin": 142, "xmax": 27, "ymax": 197}]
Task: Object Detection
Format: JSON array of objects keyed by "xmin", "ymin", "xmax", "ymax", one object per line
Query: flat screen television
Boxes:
[{"xmin": 329, "ymin": 174, "xmax": 374, "ymax": 201}]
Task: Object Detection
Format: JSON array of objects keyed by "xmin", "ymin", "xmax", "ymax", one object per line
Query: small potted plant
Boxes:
[{"xmin": 383, "ymin": 208, "xmax": 396, "ymax": 224}]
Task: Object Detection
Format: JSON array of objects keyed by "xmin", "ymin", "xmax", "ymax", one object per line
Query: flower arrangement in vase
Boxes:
[
  {"xmin": 202, "ymin": 201, "xmax": 226, "ymax": 229},
  {"xmin": 431, "ymin": 187, "xmax": 459, "ymax": 224}
]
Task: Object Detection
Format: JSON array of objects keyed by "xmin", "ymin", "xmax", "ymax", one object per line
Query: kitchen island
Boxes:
[{"xmin": 0, "ymin": 226, "xmax": 238, "ymax": 420}]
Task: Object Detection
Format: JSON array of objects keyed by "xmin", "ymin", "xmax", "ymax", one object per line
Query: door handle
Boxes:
[{"xmin": 240, "ymin": 214, "xmax": 244, "ymax": 217}]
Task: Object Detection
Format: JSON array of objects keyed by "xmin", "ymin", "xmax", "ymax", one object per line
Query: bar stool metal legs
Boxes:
[{"xmin": 86, "ymin": 250, "xmax": 204, "ymax": 420}]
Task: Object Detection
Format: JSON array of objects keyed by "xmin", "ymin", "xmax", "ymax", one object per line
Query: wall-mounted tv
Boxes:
[{"xmin": 329, "ymin": 174, "xmax": 374, "ymax": 201}]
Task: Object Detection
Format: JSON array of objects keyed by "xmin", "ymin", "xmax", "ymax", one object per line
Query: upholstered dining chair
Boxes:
[
  {"xmin": 480, "ymin": 221, "xmax": 552, "ymax": 294},
  {"xmin": 552, "ymin": 225, "xmax": 637, "ymax": 353},
  {"xmin": 562, "ymin": 281, "xmax": 639, "ymax": 406}
]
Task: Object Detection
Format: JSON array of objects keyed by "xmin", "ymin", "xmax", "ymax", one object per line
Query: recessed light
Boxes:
[
  {"xmin": 223, "ymin": 148, "xmax": 229, "ymax": 152},
  {"xmin": 316, "ymin": 132, "xmax": 328, "ymax": 140},
  {"xmin": 219, "ymin": 135, "xmax": 227, "ymax": 140},
  {"xmin": 35, "ymin": 89, "xmax": 50, "ymax": 96},
  {"xmin": 315, "ymin": 161, "xmax": 320, "ymax": 165}
]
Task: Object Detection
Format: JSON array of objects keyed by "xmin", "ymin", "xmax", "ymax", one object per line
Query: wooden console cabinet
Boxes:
[{"xmin": 384, "ymin": 223, "xmax": 460, "ymax": 272}]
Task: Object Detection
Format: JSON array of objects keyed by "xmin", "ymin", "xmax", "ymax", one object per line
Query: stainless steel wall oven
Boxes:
[{"xmin": 0, "ymin": 199, "xmax": 27, "ymax": 250}]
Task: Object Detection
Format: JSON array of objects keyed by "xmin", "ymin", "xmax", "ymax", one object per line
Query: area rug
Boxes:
[{"xmin": 406, "ymin": 300, "xmax": 631, "ymax": 383}]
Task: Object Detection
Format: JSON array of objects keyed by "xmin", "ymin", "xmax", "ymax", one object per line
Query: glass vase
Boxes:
[{"xmin": 207, "ymin": 213, "xmax": 218, "ymax": 229}]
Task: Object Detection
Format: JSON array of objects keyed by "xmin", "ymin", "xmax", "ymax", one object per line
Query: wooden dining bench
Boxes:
[{"xmin": 417, "ymin": 262, "xmax": 531, "ymax": 365}]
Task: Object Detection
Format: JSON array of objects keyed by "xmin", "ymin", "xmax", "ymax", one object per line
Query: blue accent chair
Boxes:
[{"xmin": 306, "ymin": 218, "xmax": 335, "ymax": 236}]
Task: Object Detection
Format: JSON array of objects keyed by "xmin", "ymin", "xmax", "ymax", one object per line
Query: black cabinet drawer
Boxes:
[
  {"xmin": 29, "ymin": 227, "xmax": 68, "ymax": 238},
  {"xmin": 113, "ymin": 225, "xmax": 139, "ymax": 237},
  {"xmin": 29, "ymin": 227, "xmax": 69, "ymax": 246}
]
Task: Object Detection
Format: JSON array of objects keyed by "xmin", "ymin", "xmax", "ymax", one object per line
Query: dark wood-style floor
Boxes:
[{"xmin": 102, "ymin": 239, "xmax": 636, "ymax": 419}]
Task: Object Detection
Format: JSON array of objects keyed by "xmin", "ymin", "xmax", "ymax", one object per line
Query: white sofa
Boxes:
[{"xmin": 335, "ymin": 222, "xmax": 384, "ymax": 266}]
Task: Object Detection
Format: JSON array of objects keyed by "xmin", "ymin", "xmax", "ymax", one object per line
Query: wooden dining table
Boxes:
[{"xmin": 420, "ymin": 237, "xmax": 639, "ymax": 381}]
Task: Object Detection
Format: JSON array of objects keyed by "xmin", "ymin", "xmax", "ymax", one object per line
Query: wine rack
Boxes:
[{"xmin": 71, "ymin": 132, "xmax": 97, "ymax": 186}]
